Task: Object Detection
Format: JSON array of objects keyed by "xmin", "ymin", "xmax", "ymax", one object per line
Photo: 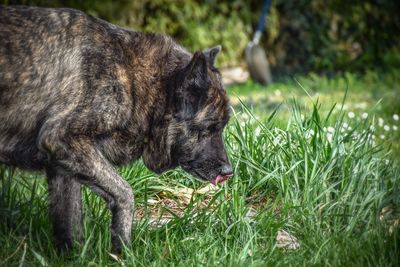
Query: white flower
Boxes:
[
  {"xmin": 368, "ymin": 139, "xmax": 375, "ymax": 146},
  {"xmin": 327, "ymin": 126, "xmax": 335, "ymax": 133},
  {"xmin": 273, "ymin": 127, "xmax": 280, "ymax": 134},
  {"xmin": 380, "ymin": 134, "xmax": 385, "ymax": 139},
  {"xmin": 348, "ymin": 112, "xmax": 355, "ymax": 119},
  {"xmin": 273, "ymin": 135, "xmax": 283, "ymax": 146},
  {"xmin": 342, "ymin": 122, "xmax": 349, "ymax": 129},
  {"xmin": 384, "ymin": 125, "xmax": 390, "ymax": 131},
  {"xmin": 393, "ymin": 114, "xmax": 399, "ymax": 121},
  {"xmin": 327, "ymin": 132, "xmax": 333, "ymax": 143},
  {"xmin": 255, "ymin": 127, "xmax": 261, "ymax": 137},
  {"xmin": 369, "ymin": 125, "xmax": 375, "ymax": 131},
  {"xmin": 338, "ymin": 144, "xmax": 346, "ymax": 156},
  {"xmin": 393, "ymin": 125, "xmax": 398, "ymax": 131},
  {"xmin": 305, "ymin": 129, "xmax": 315, "ymax": 139},
  {"xmin": 361, "ymin": 113, "xmax": 368, "ymax": 119},
  {"xmin": 242, "ymin": 113, "xmax": 250, "ymax": 120},
  {"xmin": 378, "ymin": 117, "xmax": 384, "ymax": 127}
]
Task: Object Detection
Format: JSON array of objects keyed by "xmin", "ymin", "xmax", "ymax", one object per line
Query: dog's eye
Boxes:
[
  {"xmin": 191, "ymin": 124, "xmax": 219, "ymax": 140},
  {"xmin": 196, "ymin": 127, "xmax": 215, "ymax": 140},
  {"xmin": 197, "ymin": 130, "xmax": 209, "ymax": 140},
  {"xmin": 208, "ymin": 124, "xmax": 218, "ymax": 132},
  {"xmin": 200, "ymin": 124, "xmax": 220, "ymax": 139}
]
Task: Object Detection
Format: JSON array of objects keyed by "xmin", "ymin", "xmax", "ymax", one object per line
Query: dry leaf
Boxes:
[
  {"xmin": 276, "ymin": 229, "xmax": 300, "ymax": 250},
  {"xmin": 196, "ymin": 184, "xmax": 219, "ymax": 195},
  {"xmin": 148, "ymin": 217, "xmax": 172, "ymax": 227},
  {"xmin": 380, "ymin": 205, "xmax": 400, "ymax": 235},
  {"xmin": 163, "ymin": 187, "xmax": 194, "ymax": 205},
  {"xmin": 108, "ymin": 252, "xmax": 125, "ymax": 266},
  {"xmin": 388, "ymin": 219, "xmax": 399, "ymax": 234},
  {"xmin": 133, "ymin": 184, "xmax": 223, "ymax": 228},
  {"xmin": 380, "ymin": 206, "xmax": 393, "ymax": 221},
  {"xmin": 245, "ymin": 208, "xmax": 257, "ymax": 221}
]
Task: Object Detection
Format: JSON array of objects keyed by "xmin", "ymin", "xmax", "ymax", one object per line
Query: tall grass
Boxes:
[{"xmin": 0, "ymin": 96, "xmax": 399, "ymax": 266}]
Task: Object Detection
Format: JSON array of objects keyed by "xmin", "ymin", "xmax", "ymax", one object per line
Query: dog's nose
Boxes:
[{"xmin": 220, "ymin": 164, "xmax": 233, "ymax": 177}]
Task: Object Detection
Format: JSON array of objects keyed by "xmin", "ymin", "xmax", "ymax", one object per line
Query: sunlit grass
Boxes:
[{"xmin": 1, "ymin": 71, "xmax": 399, "ymax": 266}]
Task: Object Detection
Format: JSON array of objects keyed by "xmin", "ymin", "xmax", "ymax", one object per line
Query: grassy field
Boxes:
[{"xmin": 1, "ymin": 69, "xmax": 399, "ymax": 266}]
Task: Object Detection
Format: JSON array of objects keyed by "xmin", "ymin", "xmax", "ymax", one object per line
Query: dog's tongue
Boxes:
[{"xmin": 211, "ymin": 174, "xmax": 232, "ymax": 185}]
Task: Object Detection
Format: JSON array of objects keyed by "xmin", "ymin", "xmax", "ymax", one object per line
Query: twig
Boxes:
[{"xmin": 0, "ymin": 237, "xmax": 26, "ymax": 266}]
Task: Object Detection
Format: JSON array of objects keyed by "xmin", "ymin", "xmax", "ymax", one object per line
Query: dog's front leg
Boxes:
[
  {"xmin": 42, "ymin": 137, "xmax": 133, "ymax": 254},
  {"xmin": 46, "ymin": 169, "xmax": 83, "ymax": 253}
]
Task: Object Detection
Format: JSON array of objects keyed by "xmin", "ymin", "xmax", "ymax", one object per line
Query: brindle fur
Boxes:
[{"xmin": 0, "ymin": 5, "xmax": 232, "ymax": 253}]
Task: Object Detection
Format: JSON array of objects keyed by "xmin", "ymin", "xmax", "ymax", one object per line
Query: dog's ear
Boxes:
[
  {"xmin": 203, "ymin": 45, "xmax": 221, "ymax": 66},
  {"xmin": 174, "ymin": 52, "xmax": 210, "ymax": 120},
  {"xmin": 186, "ymin": 51, "xmax": 208, "ymax": 87}
]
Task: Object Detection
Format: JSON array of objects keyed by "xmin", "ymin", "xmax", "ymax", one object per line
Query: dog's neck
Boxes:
[
  {"xmin": 122, "ymin": 31, "xmax": 191, "ymax": 115},
  {"xmin": 120, "ymin": 32, "xmax": 190, "ymax": 171}
]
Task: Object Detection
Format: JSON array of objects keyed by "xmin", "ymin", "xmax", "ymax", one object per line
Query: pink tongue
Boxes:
[{"xmin": 211, "ymin": 174, "xmax": 232, "ymax": 185}]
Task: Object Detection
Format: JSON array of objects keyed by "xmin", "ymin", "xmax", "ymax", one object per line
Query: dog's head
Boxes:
[
  {"xmin": 167, "ymin": 46, "xmax": 233, "ymax": 185},
  {"xmin": 143, "ymin": 46, "xmax": 233, "ymax": 184}
]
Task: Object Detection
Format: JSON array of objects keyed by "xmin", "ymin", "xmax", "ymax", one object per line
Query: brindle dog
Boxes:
[{"xmin": 0, "ymin": 5, "xmax": 233, "ymax": 253}]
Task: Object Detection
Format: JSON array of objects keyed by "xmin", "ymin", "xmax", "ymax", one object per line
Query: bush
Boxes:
[
  {"xmin": 264, "ymin": 0, "xmax": 400, "ymax": 74},
  {"xmin": 2, "ymin": 0, "xmax": 400, "ymax": 73}
]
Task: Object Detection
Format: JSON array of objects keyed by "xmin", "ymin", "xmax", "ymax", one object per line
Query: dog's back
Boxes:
[
  {"xmin": 1, "ymin": 6, "xmax": 81, "ymax": 166},
  {"xmin": 0, "ymin": 6, "xmax": 138, "ymax": 168}
]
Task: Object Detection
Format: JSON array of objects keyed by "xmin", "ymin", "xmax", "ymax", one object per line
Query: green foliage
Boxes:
[
  {"xmin": 230, "ymin": 68, "xmax": 400, "ymax": 158},
  {"xmin": 135, "ymin": 1, "xmax": 249, "ymax": 67},
  {"xmin": 2, "ymin": 0, "xmax": 399, "ymax": 72},
  {"xmin": 265, "ymin": 0, "xmax": 400, "ymax": 74},
  {"xmin": 1, "ymin": 0, "xmax": 251, "ymax": 67}
]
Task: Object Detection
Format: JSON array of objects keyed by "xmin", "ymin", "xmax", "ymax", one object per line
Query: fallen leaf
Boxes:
[
  {"xmin": 196, "ymin": 184, "xmax": 219, "ymax": 195},
  {"xmin": 245, "ymin": 208, "xmax": 257, "ymax": 221},
  {"xmin": 163, "ymin": 187, "xmax": 194, "ymax": 205},
  {"xmin": 108, "ymin": 252, "xmax": 125, "ymax": 266},
  {"xmin": 380, "ymin": 205, "xmax": 400, "ymax": 235},
  {"xmin": 276, "ymin": 229, "xmax": 300, "ymax": 250}
]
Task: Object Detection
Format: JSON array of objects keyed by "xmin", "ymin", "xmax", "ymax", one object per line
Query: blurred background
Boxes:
[{"xmin": 2, "ymin": 0, "xmax": 399, "ymax": 76}]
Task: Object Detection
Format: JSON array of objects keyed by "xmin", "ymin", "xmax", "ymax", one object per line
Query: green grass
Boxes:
[{"xmin": 1, "ymin": 70, "xmax": 399, "ymax": 266}]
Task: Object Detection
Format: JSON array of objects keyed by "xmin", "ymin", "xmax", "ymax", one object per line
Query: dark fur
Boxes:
[{"xmin": 0, "ymin": 5, "xmax": 232, "ymax": 253}]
